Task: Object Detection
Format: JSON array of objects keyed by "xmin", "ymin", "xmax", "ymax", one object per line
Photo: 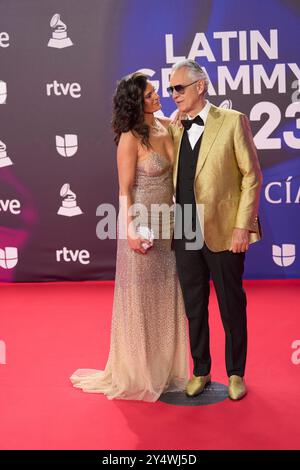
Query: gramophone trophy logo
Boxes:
[
  {"xmin": 0, "ymin": 141, "xmax": 13, "ymax": 168},
  {"xmin": 47, "ymin": 14, "xmax": 73, "ymax": 49},
  {"xmin": 0, "ymin": 80, "xmax": 7, "ymax": 104},
  {"xmin": 57, "ymin": 184, "xmax": 83, "ymax": 217}
]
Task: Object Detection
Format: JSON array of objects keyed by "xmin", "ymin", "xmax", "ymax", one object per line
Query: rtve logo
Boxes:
[
  {"xmin": 0, "ymin": 32, "xmax": 10, "ymax": 48},
  {"xmin": 0, "ymin": 247, "xmax": 18, "ymax": 269},
  {"xmin": 272, "ymin": 244, "xmax": 296, "ymax": 267},
  {"xmin": 0, "ymin": 199, "xmax": 21, "ymax": 215},
  {"xmin": 56, "ymin": 247, "xmax": 90, "ymax": 265},
  {"xmin": 46, "ymin": 80, "xmax": 81, "ymax": 98}
]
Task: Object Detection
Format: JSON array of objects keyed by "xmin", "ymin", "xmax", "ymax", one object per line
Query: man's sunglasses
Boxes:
[{"xmin": 166, "ymin": 79, "xmax": 199, "ymax": 97}]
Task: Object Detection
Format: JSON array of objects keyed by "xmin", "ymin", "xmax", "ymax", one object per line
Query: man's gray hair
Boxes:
[{"xmin": 171, "ymin": 59, "xmax": 209, "ymax": 94}]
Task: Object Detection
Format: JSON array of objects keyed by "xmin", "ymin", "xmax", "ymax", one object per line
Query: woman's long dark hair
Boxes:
[{"xmin": 112, "ymin": 72, "xmax": 150, "ymax": 147}]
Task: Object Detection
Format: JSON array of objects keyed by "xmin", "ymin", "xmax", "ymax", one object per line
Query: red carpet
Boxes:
[{"xmin": 0, "ymin": 280, "xmax": 299, "ymax": 450}]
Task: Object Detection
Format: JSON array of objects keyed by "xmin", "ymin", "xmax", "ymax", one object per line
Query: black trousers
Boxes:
[{"xmin": 175, "ymin": 244, "xmax": 247, "ymax": 377}]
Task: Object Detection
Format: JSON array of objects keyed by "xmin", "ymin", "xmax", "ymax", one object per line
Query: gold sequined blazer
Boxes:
[{"xmin": 169, "ymin": 104, "xmax": 263, "ymax": 252}]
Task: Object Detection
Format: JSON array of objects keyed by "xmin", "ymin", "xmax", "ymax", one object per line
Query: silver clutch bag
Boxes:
[{"xmin": 137, "ymin": 225, "xmax": 154, "ymax": 250}]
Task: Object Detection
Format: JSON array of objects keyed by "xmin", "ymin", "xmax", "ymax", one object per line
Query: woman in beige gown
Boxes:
[{"xmin": 70, "ymin": 72, "xmax": 189, "ymax": 401}]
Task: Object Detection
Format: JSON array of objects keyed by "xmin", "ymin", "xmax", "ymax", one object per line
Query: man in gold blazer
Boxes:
[{"xmin": 168, "ymin": 59, "xmax": 263, "ymax": 400}]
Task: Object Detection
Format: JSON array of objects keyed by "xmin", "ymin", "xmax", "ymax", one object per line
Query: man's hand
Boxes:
[{"xmin": 229, "ymin": 228, "xmax": 249, "ymax": 253}]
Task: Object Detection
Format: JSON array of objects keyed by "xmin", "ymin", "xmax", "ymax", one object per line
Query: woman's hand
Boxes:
[
  {"xmin": 171, "ymin": 110, "xmax": 187, "ymax": 128},
  {"xmin": 128, "ymin": 234, "xmax": 152, "ymax": 254}
]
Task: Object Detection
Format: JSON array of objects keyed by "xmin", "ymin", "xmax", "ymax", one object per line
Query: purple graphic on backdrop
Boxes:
[{"xmin": 0, "ymin": 168, "xmax": 38, "ymax": 281}]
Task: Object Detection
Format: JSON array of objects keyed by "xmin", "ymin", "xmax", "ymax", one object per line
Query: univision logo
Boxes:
[
  {"xmin": 56, "ymin": 134, "xmax": 78, "ymax": 157},
  {"xmin": 0, "ymin": 247, "xmax": 18, "ymax": 269},
  {"xmin": 272, "ymin": 244, "xmax": 296, "ymax": 267}
]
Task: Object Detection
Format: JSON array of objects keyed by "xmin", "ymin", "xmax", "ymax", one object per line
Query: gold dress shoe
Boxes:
[
  {"xmin": 186, "ymin": 374, "xmax": 211, "ymax": 397},
  {"xmin": 228, "ymin": 375, "xmax": 247, "ymax": 400}
]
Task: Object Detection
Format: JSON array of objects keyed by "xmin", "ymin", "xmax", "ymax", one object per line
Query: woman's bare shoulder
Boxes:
[
  {"xmin": 117, "ymin": 131, "xmax": 140, "ymax": 163},
  {"xmin": 119, "ymin": 130, "xmax": 137, "ymax": 143},
  {"xmin": 118, "ymin": 130, "xmax": 139, "ymax": 150}
]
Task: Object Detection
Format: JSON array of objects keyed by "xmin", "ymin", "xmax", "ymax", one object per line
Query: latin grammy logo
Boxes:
[
  {"xmin": 0, "ymin": 80, "xmax": 7, "ymax": 104},
  {"xmin": 57, "ymin": 183, "xmax": 83, "ymax": 217},
  {"xmin": 0, "ymin": 141, "xmax": 13, "ymax": 168},
  {"xmin": 47, "ymin": 13, "xmax": 73, "ymax": 49}
]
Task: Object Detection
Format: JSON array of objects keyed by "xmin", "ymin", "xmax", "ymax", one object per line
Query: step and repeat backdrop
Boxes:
[{"xmin": 0, "ymin": 0, "xmax": 299, "ymax": 281}]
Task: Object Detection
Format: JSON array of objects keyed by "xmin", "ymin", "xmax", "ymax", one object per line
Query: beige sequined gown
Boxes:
[{"xmin": 70, "ymin": 152, "xmax": 189, "ymax": 401}]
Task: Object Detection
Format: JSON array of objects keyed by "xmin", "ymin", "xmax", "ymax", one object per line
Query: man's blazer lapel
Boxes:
[
  {"xmin": 194, "ymin": 105, "xmax": 225, "ymax": 180},
  {"xmin": 173, "ymin": 127, "xmax": 184, "ymax": 191}
]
